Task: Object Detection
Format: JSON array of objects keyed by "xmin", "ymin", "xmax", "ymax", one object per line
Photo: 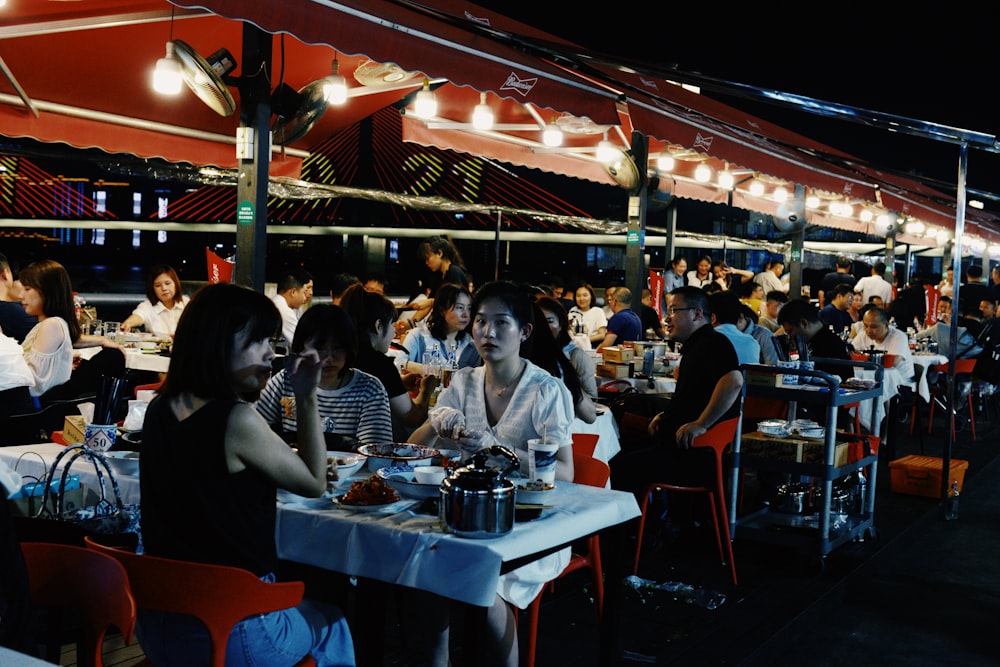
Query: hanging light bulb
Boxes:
[
  {"xmin": 414, "ymin": 79, "xmax": 438, "ymax": 119},
  {"xmin": 542, "ymin": 118, "xmax": 563, "ymax": 147},
  {"xmin": 772, "ymin": 186, "xmax": 789, "ymax": 203},
  {"xmin": 657, "ymin": 153, "xmax": 675, "ymax": 172},
  {"xmin": 904, "ymin": 221, "xmax": 925, "ymax": 235},
  {"xmin": 323, "ymin": 57, "xmax": 348, "ymax": 105},
  {"xmin": 717, "ymin": 170, "xmax": 734, "ymax": 190},
  {"xmin": 472, "ymin": 92, "xmax": 494, "ymax": 130},
  {"xmin": 694, "ymin": 164, "xmax": 711, "ymax": 182},
  {"xmin": 153, "ymin": 41, "xmax": 183, "ymax": 95},
  {"xmin": 806, "ymin": 194, "xmax": 821, "ymax": 209},
  {"xmin": 748, "ymin": 180, "xmax": 765, "ymax": 197},
  {"xmin": 596, "ymin": 132, "xmax": 617, "ymax": 163}
]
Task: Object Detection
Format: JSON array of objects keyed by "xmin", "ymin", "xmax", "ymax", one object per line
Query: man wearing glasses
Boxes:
[{"xmin": 612, "ymin": 286, "xmax": 743, "ymax": 494}]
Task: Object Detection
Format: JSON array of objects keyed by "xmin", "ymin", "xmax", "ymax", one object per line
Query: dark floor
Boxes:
[{"xmin": 525, "ymin": 400, "xmax": 1000, "ymax": 667}]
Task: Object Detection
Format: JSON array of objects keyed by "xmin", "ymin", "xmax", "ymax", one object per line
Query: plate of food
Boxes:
[
  {"xmin": 375, "ymin": 465, "xmax": 443, "ymax": 499},
  {"xmin": 335, "ymin": 476, "xmax": 401, "ymax": 511},
  {"xmin": 358, "ymin": 443, "xmax": 439, "ymax": 472}
]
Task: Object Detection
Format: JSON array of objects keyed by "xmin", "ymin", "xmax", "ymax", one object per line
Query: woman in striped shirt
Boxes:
[{"xmin": 255, "ymin": 304, "xmax": 392, "ymax": 451}]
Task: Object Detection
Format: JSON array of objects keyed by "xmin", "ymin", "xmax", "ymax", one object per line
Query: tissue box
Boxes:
[
  {"xmin": 596, "ymin": 362, "xmax": 631, "ymax": 379},
  {"xmin": 63, "ymin": 415, "xmax": 86, "ymax": 445},
  {"xmin": 601, "ymin": 346, "xmax": 635, "ymax": 363}
]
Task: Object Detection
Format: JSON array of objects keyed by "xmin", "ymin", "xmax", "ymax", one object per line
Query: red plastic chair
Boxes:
[
  {"xmin": 84, "ymin": 537, "xmax": 316, "ymax": 667},
  {"xmin": 632, "ymin": 418, "xmax": 740, "ymax": 586},
  {"xmin": 133, "ymin": 381, "xmax": 163, "ymax": 398},
  {"xmin": 570, "ymin": 432, "xmax": 599, "ymax": 458},
  {"xmin": 926, "ymin": 358, "xmax": 977, "ymax": 441},
  {"xmin": 521, "ymin": 454, "xmax": 611, "ymax": 667},
  {"xmin": 21, "ymin": 541, "xmax": 136, "ymax": 667}
]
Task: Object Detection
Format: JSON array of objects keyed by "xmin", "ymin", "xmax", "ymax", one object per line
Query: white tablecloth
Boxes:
[
  {"xmin": 571, "ymin": 408, "xmax": 620, "ymax": 463},
  {"xmin": 0, "ymin": 647, "xmax": 58, "ymax": 667},
  {"xmin": 912, "ymin": 353, "xmax": 949, "ymax": 402},
  {"xmin": 0, "ymin": 444, "xmax": 640, "ymax": 609},
  {"xmin": 77, "ymin": 347, "xmax": 170, "ymax": 374}
]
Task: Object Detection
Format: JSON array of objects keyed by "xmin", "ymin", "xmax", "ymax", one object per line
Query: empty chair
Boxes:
[
  {"xmin": 84, "ymin": 537, "xmax": 316, "ymax": 667},
  {"xmin": 21, "ymin": 541, "xmax": 136, "ymax": 667},
  {"xmin": 570, "ymin": 432, "xmax": 599, "ymax": 458},
  {"xmin": 926, "ymin": 359, "xmax": 977, "ymax": 441},
  {"xmin": 632, "ymin": 418, "xmax": 740, "ymax": 586},
  {"xmin": 521, "ymin": 454, "xmax": 611, "ymax": 667}
]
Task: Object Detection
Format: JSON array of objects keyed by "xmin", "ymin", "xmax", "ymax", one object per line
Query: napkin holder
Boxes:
[{"xmin": 63, "ymin": 415, "xmax": 87, "ymax": 445}]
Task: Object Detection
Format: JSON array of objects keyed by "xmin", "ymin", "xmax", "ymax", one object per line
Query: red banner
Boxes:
[
  {"xmin": 648, "ymin": 270, "xmax": 664, "ymax": 318},
  {"xmin": 924, "ymin": 284, "xmax": 940, "ymax": 327},
  {"xmin": 206, "ymin": 248, "xmax": 234, "ymax": 284}
]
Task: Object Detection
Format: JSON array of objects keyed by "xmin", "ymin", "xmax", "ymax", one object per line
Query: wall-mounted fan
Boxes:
[
  {"xmin": 272, "ymin": 79, "xmax": 328, "ymax": 145},
  {"xmin": 773, "ymin": 184, "xmax": 809, "ymax": 232},
  {"xmin": 604, "ymin": 148, "xmax": 642, "ymax": 191},
  {"xmin": 353, "ymin": 59, "xmax": 420, "ymax": 87},
  {"xmin": 171, "ymin": 40, "xmax": 237, "ymax": 116}
]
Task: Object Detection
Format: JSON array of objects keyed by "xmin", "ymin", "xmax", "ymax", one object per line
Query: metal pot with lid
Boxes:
[{"xmin": 440, "ymin": 444, "xmax": 519, "ymax": 538}]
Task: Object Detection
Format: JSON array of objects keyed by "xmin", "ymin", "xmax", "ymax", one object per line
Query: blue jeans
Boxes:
[{"xmin": 136, "ymin": 576, "xmax": 355, "ymax": 667}]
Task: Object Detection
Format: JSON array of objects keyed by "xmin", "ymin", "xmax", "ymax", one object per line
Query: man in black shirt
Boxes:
[
  {"xmin": 611, "ymin": 286, "xmax": 743, "ymax": 493},
  {"xmin": 777, "ymin": 298, "xmax": 853, "ymax": 379},
  {"xmin": 817, "ymin": 255, "xmax": 857, "ymax": 308},
  {"xmin": 0, "ymin": 253, "xmax": 36, "ymax": 342}
]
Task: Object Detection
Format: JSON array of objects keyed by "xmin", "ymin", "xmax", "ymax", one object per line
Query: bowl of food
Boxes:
[
  {"xmin": 513, "ymin": 479, "xmax": 557, "ymax": 505},
  {"xmin": 796, "ymin": 426, "xmax": 826, "ymax": 440},
  {"xmin": 757, "ymin": 420, "xmax": 789, "ymax": 437},
  {"xmin": 359, "ymin": 443, "xmax": 440, "ymax": 472},
  {"xmin": 328, "ymin": 452, "xmax": 366, "ymax": 479},
  {"xmin": 376, "ymin": 465, "xmax": 443, "ymax": 499},
  {"xmin": 433, "ymin": 448, "xmax": 465, "ymax": 471}
]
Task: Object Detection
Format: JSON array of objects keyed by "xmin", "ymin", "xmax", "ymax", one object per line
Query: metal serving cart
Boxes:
[{"xmin": 730, "ymin": 358, "xmax": 884, "ymax": 568}]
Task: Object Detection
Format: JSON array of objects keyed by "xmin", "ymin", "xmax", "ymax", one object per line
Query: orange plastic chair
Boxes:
[
  {"xmin": 632, "ymin": 417, "xmax": 740, "ymax": 586},
  {"xmin": 521, "ymin": 454, "xmax": 611, "ymax": 667},
  {"xmin": 926, "ymin": 358, "xmax": 977, "ymax": 441},
  {"xmin": 570, "ymin": 432, "xmax": 600, "ymax": 458},
  {"xmin": 84, "ymin": 537, "xmax": 316, "ymax": 667},
  {"xmin": 21, "ymin": 541, "xmax": 136, "ymax": 667}
]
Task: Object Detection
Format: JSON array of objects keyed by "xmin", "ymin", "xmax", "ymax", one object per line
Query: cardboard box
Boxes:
[
  {"xmin": 741, "ymin": 432, "xmax": 848, "ymax": 466},
  {"xmin": 745, "ymin": 370, "xmax": 784, "ymax": 388},
  {"xmin": 889, "ymin": 455, "xmax": 969, "ymax": 498},
  {"xmin": 596, "ymin": 362, "xmax": 631, "ymax": 379},
  {"xmin": 63, "ymin": 415, "xmax": 86, "ymax": 445},
  {"xmin": 601, "ymin": 346, "xmax": 635, "ymax": 363}
]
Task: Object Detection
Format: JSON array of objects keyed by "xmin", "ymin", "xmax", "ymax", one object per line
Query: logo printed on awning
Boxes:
[
  {"xmin": 501, "ymin": 73, "xmax": 538, "ymax": 96},
  {"xmin": 694, "ymin": 132, "xmax": 714, "ymax": 152}
]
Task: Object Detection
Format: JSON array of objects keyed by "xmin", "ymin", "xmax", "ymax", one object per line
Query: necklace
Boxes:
[{"xmin": 489, "ymin": 362, "xmax": 526, "ymax": 398}]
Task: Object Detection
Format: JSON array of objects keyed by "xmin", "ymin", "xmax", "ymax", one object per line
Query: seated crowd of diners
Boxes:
[{"xmin": 5, "ymin": 246, "xmax": 1000, "ymax": 666}]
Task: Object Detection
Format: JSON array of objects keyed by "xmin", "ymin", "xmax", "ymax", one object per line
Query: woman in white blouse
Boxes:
[
  {"xmin": 19, "ymin": 260, "xmax": 122, "ymax": 401},
  {"xmin": 121, "ymin": 264, "xmax": 188, "ymax": 336},
  {"xmin": 567, "ymin": 283, "xmax": 607, "ymax": 348},
  {"xmin": 409, "ymin": 280, "xmax": 574, "ymax": 667}
]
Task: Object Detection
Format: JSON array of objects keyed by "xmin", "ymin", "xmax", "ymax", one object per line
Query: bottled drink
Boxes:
[
  {"xmin": 73, "ymin": 292, "xmax": 84, "ymax": 322},
  {"xmin": 944, "ymin": 479, "xmax": 960, "ymax": 520},
  {"xmin": 642, "ymin": 347, "xmax": 654, "ymax": 377}
]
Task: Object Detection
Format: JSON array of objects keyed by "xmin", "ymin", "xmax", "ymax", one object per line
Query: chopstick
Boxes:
[{"xmin": 515, "ymin": 503, "xmax": 554, "ymax": 509}]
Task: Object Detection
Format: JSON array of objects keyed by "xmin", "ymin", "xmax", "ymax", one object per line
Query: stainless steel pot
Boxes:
[
  {"xmin": 440, "ymin": 445, "xmax": 519, "ymax": 539},
  {"xmin": 775, "ymin": 482, "xmax": 814, "ymax": 514}
]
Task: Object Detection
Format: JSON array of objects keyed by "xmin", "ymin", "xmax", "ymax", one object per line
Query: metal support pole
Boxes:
[
  {"xmin": 626, "ymin": 131, "xmax": 648, "ymax": 317},
  {"xmin": 235, "ymin": 24, "xmax": 271, "ymax": 291}
]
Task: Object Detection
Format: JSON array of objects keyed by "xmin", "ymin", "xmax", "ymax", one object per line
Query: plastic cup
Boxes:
[{"xmin": 527, "ymin": 439, "xmax": 559, "ymax": 485}]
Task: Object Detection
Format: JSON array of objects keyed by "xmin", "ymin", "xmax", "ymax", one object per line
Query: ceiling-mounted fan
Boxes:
[{"xmin": 169, "ymin": 40, "xmax": 237, "ymax": 117}]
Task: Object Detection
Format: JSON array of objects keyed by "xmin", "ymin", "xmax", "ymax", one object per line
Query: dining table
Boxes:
[
  {"xmin": 853, "ymin": 352, "xmax": 948, "ymax": 434},
  {"xmin": 1, "ymin": 443, "xmax": 641, "ymax": 666},
  {"xmin": 76, "ymin": 345, "xmax": 170, "ymax": 375}
]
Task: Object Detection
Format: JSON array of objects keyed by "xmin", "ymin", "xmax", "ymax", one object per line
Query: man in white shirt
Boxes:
[
  {"xmin": 854, "ymin": 261, "xmax": 893, "ymax": 307},
  {"xmin": 271, "ymin": 268, "xmax": 313, "ymax": 348},
  {"xmin": 753, "ymin": 258, "xmax": 785, "ymax": 295},
  {"xmin": 852, "ymin": 306, "xmax": 914, "ymax": 384}
]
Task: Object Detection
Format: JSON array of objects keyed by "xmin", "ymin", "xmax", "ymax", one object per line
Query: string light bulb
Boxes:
[
  {"xmin": 153, "ymin": 41, "xmax": 183, "ymax": 95},
  {"xmin": 542, "ymin": 118, "xmax": 563, "ymax": 147},
  {"xmin": 472, "ymin": 92, "xmax": 494, "ymax": 130},
  {"xmin": 323, "ymin": 57, "xmax": 348, "ymax": 105},
  {"xmin": 717, "ymin": 171, "xmax": 735, "ymax": 190},
  {"xmin": 657, "ymin": 153, "xmax": 675, "ymax": 172},
  {"xmin": 748, "ymin": 180, "xmax": 765, "ymax": 197},
  {"xmin": 694, "ymin": 164, "xmax": 711, "ymax": 182},
  {"xmin": 596, "ymin": 132, "xmax": 617, "ymax": 163},
  {"xmin": 414, "ymin": 79, "xmax": 438, "ymax": 119}
]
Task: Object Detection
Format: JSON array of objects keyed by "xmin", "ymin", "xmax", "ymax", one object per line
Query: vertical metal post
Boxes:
[
  {"xmin": 626, "ymin": 131, "xmax": 648, "ymax": 317},
  {"xmin": 234, "ymin": 24, "xmax": 271, "ymax": 291},
  {"xmin": 884, "ymin": 233, "xmax": 896, "ymax": 287},
  {"xmin": 494, "ymin": 211, "xmax": 502, "ymax": 281},
  {"xmin": 789, "ymin": 227, "xmax": 805, "ymax": 299},
  {"xmin": 942, "ymin": 142, "xmax": 969, "ymax": 507}
]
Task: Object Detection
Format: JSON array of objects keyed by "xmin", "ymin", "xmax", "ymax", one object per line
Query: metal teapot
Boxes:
[{"xmin": 440, "ymin": 444, "xmax": 519, "ymax": 539}]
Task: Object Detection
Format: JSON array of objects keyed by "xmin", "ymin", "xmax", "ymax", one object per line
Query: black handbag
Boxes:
[{"xmin": 35, "ymin": 445, "xmax": 141, "ymax": 548}]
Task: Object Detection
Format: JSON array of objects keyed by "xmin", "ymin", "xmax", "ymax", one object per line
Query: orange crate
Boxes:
[{"xmin": 889, "ymin": 455, "xmax": 968, "ymax": 498}]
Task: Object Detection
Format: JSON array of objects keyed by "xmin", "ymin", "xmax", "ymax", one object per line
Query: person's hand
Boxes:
[
  {"xmin": 647, "ymin": 411, "xmax": 664, "ymax": 437},
  {"xmin": 453, "ymin": 429, "xmax": 502, "ymax": 455},
  {"xmin": 429, "ymin": 406, "xmax": 465, "ymax": 439},
  {"xmin": 401, "ymin": 371, "xmax": 421, "ymax": 394},
  {"xmin": 394, "ymin": 319, "xmax": 410, "ymax": 338},
  {"xmin": 102, "ymin": 338, "xmax": 126, "ymax": 355},
  {"xmin": 675, "ymin": 422, "xmax": 707, "ymax": 449},
  {"xmin": 418, "ymin": 373, "xmax": 440, "ymax": 397},
  {"xmin": 287, "ymin": 349, "xmax": 322, "ymax": 396}
]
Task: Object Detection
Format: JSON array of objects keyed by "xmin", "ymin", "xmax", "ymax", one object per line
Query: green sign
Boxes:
[
  {"xmin": 790, "ymin": 248, "xmax": 801, "ymax": 261},
  {"xmin": 236, "ymin": 201, "xmax": 255, "ymax": 226},
  {"xmin": 627, "ymin": 230, "xmax": 640, "ymax": 245}
]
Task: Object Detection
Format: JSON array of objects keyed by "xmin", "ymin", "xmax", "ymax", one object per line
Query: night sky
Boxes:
[{"xmin": 476, "ymin": 2, "xmax": 1000, "ymax": 208}]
